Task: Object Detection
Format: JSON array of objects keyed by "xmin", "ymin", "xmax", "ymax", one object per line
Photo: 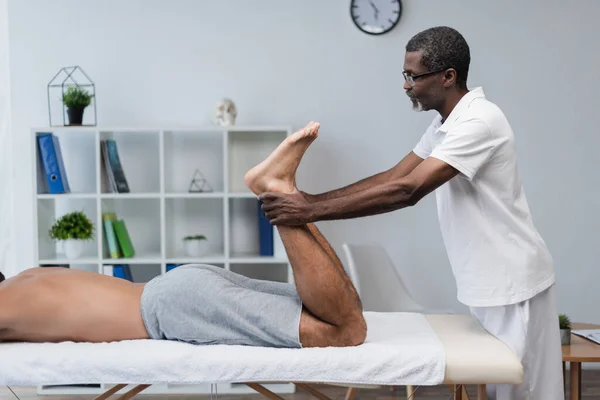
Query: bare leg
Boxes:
[
  {"xmin": 245, "ymin": 122, "xmax": 366, "ymax": 347},
  {"xmin": 306, "ymin": 223, "xmax": 357, "ymax": 294}
]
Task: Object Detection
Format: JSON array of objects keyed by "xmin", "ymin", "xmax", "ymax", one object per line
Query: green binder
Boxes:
[
  {"xmin": 102, "ymin": 213, "xmax": 121, "ymax": 258},
  {"xmin": 113, "ymin": 219, "xmax": 135, "ymax": 258}
]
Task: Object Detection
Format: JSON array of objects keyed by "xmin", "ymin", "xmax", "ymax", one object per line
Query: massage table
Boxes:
[{"xmin": 0, "ymin": 313, "xmax": 522, "ymax": 400}]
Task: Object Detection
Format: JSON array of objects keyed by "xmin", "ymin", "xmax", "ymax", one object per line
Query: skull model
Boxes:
[{"xmin": 213, "ymin": 98, "xmax": 237, "ymax": 127}]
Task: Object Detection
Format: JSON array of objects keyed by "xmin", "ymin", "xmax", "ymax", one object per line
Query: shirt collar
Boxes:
[{"xmin": 438, "ymin": 87, "xmax": 486, "ymax": 132}]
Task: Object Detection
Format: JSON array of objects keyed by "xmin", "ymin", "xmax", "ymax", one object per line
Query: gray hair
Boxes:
[{"xmin": 406, "ymin": 26, "xmax": 470, "ymax": 89}]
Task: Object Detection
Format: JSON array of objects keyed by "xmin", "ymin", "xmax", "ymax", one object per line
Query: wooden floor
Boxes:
[{"xmin": 1, "ymin": 371, "xmax": 599, "ymax": 400}]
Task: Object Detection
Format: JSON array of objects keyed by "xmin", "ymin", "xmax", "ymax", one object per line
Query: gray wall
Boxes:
[
  {"xmin": 0, "ymin": 0, "xmax": 15, "ymax": 281},
  {"xmin": 5, "ymin": 0, "xmax": 600, "ymax": 323}
]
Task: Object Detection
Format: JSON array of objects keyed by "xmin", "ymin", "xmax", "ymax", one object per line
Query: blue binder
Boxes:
[
  {"xmin": 166, "ymin": 264, "xmax": 180, "ymax": 272},
  {"xmin": 37, "ymin": 133, "xmax": 70, "ymax": 194},
  {"xmin": 258, "ymin": 200, "xmax": 274, "ymax": 256},
  {"xmin": 113, "ymin": 265, "xmax": 133, "ymax": 281}
]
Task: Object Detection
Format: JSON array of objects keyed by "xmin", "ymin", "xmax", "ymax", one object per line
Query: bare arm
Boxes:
[
  {"xmin": 311, "ymin": 157, "xmax": 458, "ymax": 221},
  {"xmin": 259, "ymin": 154, "xmax": 454, "ymax": 225},
  {"xmin": 260, "ymin": 157, "xmax": 458, "ymax": 225},
  {"xmin": 305, "ymin": 151, "xmax": 424, "ymax": 202}
]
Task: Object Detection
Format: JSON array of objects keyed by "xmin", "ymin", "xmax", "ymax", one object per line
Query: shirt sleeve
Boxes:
[
  {"xmin": 429, "ymin": 118, "xmax": 502, "ymax": 181},
  {"xmin": 413, "ymin": 128, "xmax": 434, "ymax": 159}
]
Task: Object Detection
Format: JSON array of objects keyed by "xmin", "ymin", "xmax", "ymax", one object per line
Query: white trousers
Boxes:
[{"xmin": 470, "ymin": 283, "xmax": 564, "ymax": 400}]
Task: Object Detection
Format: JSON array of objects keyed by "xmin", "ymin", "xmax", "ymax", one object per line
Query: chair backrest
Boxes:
[{"xmin": 342, "ymin": 243, "xmax": 426, "ymax": 313}]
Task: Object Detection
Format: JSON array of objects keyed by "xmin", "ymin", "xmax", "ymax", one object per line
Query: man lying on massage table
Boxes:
[{"xmin": 0, "ymin": 121, "xmax": 368, "ymax": 350}]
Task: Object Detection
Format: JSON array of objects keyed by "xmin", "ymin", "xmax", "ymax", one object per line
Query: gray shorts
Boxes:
[{"xmin": 140, "ymin": 264, "xmax": 303, "ymax": 348}]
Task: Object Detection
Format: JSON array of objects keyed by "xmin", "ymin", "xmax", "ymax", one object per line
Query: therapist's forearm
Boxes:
[
  {"xmin": 305, "ymin": 169, "xmax": 395, "ymax": 203},
  {"xmin": 311, "ymin": 179, "xmax": 417, "ymax": 221}
]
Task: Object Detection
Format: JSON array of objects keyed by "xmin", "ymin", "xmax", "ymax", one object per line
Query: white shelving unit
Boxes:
[{"xmin": 32, "ymin": 126, "xmax": 295, "ymax": 396}]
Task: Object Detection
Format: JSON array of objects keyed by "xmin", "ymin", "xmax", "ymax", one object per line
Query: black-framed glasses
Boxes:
[{"xmin": 403, "ymin": 67, "xmax": 450, "ymax": 86}]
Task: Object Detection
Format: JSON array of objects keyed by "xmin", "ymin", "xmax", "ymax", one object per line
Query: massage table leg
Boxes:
[
  {"xmin": 92, "ymin": 384, "xmax": 150, "ymax": 400},
  {"xmin": 89, "ymin": 382, "xmax": 487, "ymax": 400},
  {"xmin": 344, "ymin": 387, "xmax": 358, "ymax": 400},
  {"xmin": 93, "ymin": 384, "xmax": 128, "ymax": 400},
  {"xmin": 407, "ymin": 384, "xmax": 415, "ymax": 399},
  {"xmin": 294, "ymin": 383, "xmax": 332, "ymax": 399},
  {"xmin": 117, "ymin": 384, "xmax": 151, "ymax": 399},
  {"xmin": 453, "ymin": 384, "xmax": 463, "ymax": 400},
  {"xmin": 451, "ymin": 384, "xmax": 473, "ymax": 400},
  {"xmin": 477, "ymin": 384, "xmax": 487, "ymax": 400},
  {"xmin": 246, "ymin": 383, "xmax": 286, "ymax": 400}
]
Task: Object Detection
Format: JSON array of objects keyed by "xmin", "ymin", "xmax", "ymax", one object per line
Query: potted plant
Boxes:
[
  {"xmin": 183, "ymin": 234, "xmax": 208, "ymax": 257},
  {"xmin": 62, "ymin": 86, "xmax": 93, "ymax": 125},
  {"xmin": 559, "ymin": 314, "xmax": 572, "ymax": 345},
  {"xmin": 49, "ymin": 210, "xmax": 95, "ymax": 259}
]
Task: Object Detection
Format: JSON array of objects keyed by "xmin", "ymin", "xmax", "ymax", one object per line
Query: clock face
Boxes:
[{"xmin": 350, "ymin": 0, "xmax": 402, "ymax": 35}]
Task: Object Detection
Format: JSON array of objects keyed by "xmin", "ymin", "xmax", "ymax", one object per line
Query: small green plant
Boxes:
[
  {"xmin": 62, "ymin": 86, "xmax": 93, "ymax": 109},
  {"xmin": 559, "ymin": 314, "xmax": 571, "ymax": 330},
  {"xmin": 184, "ymin": 234, "xmax": 207, "ymax": 240},
  {"xmin": 49, "ymin": 210, "xmax": 95, "ymax": 241}
]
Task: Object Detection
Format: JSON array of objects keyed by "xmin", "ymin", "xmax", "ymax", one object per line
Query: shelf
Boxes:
[
  {"xmin": 166, "ymin": 257, "xmax": 225, "ymax": 265},
  {"xmin": 37, "ymin": 193, "xmax": 97, "ymax": 199},
  {"xmin": 163, "ymin": 130, "xmax": 224, "ymax": 193},
  {"xmin": 229, "ymin": 255, "xmax": 289, "ymax": 264},
  {"xmin": 228, "ymin": 192, "xmax": 257, "ymax": 198},
  {"xmin": 32, "ymin": 125, "xmax": 291, "ymax": 133},
  {"xmin": 36, "ymin": 197, "xmax": 99, "ymax": 260},
  {"xmin": 165, "ymin": 197, "xmax": 225, "ymax": 259},
  {"xmin": 226, "ymin": 125, "xmax": 290, "ymax": 133},
  {"xmin": 36, "ymin": 130, "xmax": 97, "ymax": 195},
  {"xmin": 165, "ymin": 192, "xmax": 225, "ymax": 198},
  {"xmin": 39, "ymin": 258, "xmax": 100, "ymax": 265},
  {"xmin": 100, "ymin": 193, "xmax": 161, "ymax": 199},
  {"xmin": 99, "ymin": 130, "xmax": 160, "ymax": 194},
  {"xmin": 101, "ymin": 253, "xmax": 163, "ymax": 264},
  {"xmin": 100, "ymin": 198, "xmax": 161, "ymax": 259},
  {"xmin": 228, "ymin": 130, "xmax": 288, "ymax": 192}
]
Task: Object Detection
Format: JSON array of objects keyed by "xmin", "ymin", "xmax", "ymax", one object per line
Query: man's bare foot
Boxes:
[{"xmin": 244, "ymin": 121, "xmax": 319, "ymax": 195}]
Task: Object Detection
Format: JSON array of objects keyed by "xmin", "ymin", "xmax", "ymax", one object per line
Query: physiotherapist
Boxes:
[{"xmin": 258, "ymin": 26, "xmax": 564, "ymax": 400}]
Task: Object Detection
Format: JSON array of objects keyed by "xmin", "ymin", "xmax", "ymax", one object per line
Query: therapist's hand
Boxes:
[{"xmin": 258, "ymin": 190, "xmax": 315, "ymax": 226}]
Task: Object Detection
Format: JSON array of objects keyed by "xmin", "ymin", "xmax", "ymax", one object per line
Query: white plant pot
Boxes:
[
  {"xmin": 62, "ymin": 239, "xmax": 84, "ymax": 260},
  {"xmin": 184, "ymin": 239, "xmax": 208, "ymax": 257}
]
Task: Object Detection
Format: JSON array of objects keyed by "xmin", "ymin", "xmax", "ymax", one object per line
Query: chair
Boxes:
[
  {"xmin": 341, "ymin": 243, "xmax": 458, "ymax": 400},
  {"xmin": 342, "ymin": 242, "xmax": 428, "ymax": 313}
]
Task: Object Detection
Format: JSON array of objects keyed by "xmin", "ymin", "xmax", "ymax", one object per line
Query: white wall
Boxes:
[
  {"xmin": 0, "ymin": 0, "xmax": 15, "ymax": 279},
  {"xmin": 6, "ymin": 0, "xmax": 600, "ymax": 322}
]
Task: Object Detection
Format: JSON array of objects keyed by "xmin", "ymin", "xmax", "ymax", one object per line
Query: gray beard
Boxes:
[{"xmin": 410, "ymin": 97, "xmax": 424, "ymax": 112}]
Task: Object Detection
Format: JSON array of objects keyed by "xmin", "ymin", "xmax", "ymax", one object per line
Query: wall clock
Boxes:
[{"xmin": 350, "ymin": 0, "xmax": 402, "ymax": 35}]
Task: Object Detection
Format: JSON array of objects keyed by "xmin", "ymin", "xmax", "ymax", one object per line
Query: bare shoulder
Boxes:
[
  {"xmin": 18, "ymin": 266, "xmax": 69, "ymax": 276},
  {"xmin": 0, "ymin": 267, "xmax": 67, "ymax": 288}
]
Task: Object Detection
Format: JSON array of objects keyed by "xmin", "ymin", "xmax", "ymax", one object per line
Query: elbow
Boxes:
[
  {"xmin": 405, "ymin": 190, "xmax": 420, "ymax": 207},
  {"xmin": 393, "ymin": 181, "xmax": 421, "ymax": 207}
]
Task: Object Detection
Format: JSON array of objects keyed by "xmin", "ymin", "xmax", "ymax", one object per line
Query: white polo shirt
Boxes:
[{"xmin": 413, "ymin": 87, "xmax": 555, "ymax": 307}]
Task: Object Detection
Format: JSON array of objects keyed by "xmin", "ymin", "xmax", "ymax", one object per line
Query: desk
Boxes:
[{"xmin": 562, "ymin": 323, "xmax": 600, "ymax": 400}]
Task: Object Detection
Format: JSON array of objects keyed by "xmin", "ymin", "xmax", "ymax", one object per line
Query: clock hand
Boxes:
[
  {"xmin": 369, "ymin": 0, "xmax": 379, "ymax": 12},
  {"xmin": 369, "ymin": 0, "xmax": 380, "ymax": 20}
]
